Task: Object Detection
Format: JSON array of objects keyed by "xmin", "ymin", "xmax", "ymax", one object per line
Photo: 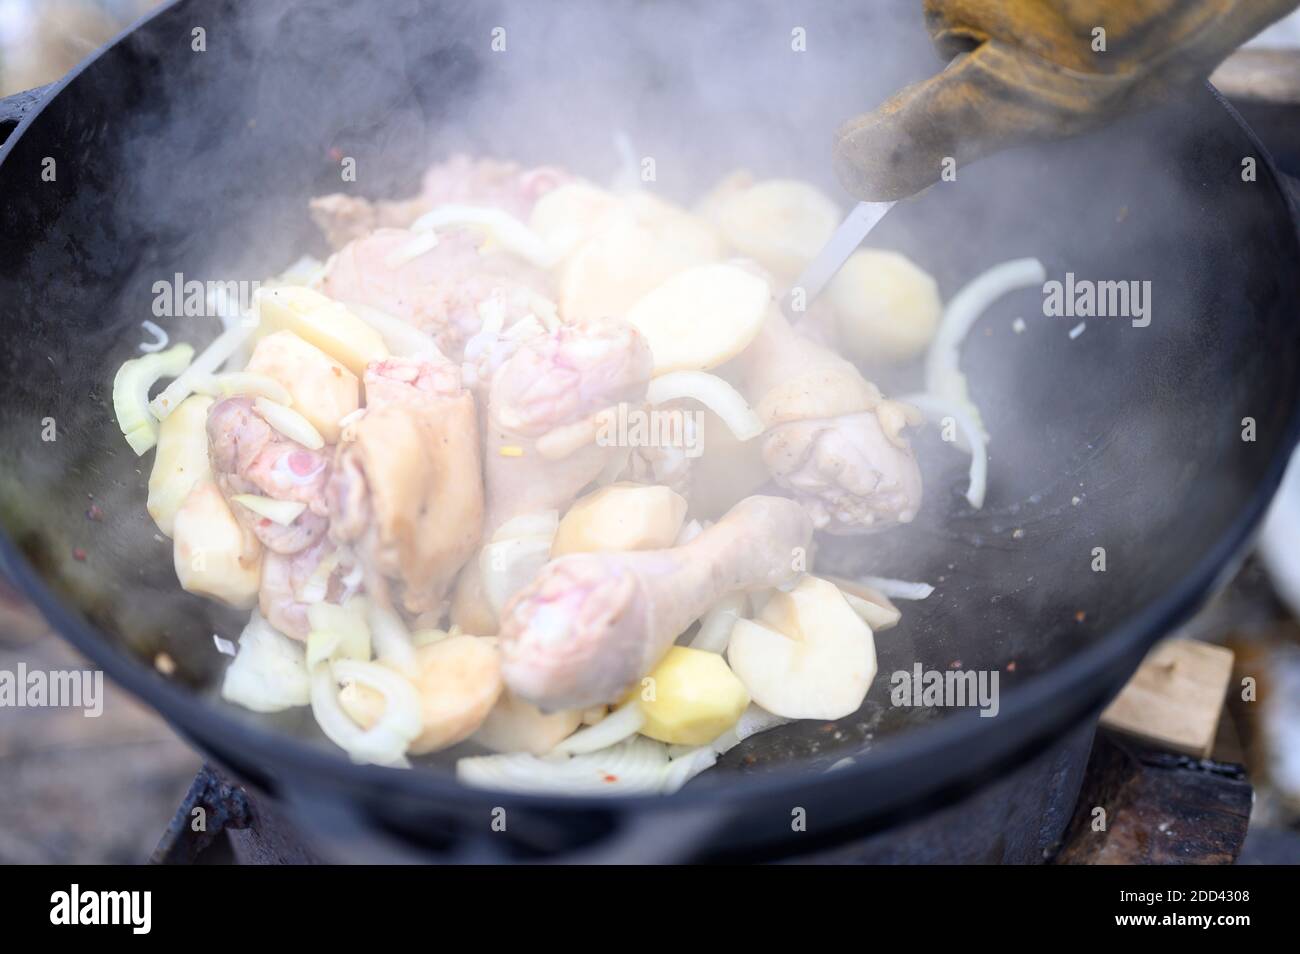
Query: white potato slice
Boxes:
[
  {"xmin": 551, "ymin": 483, "xmax": 687, "ymax": 556},
  {"xmin": 246, "ymin": 330, "xmax": 359, "ymax": 444},
  {"xmin": 621, "ymin": 192, "xmax": 724, "ymax": 262},
  {"xmin": 726, "ymin": 576, "xmax": 876, "ymax": 720},
  {"xmin": 827, "ymin": 249, "xmax": 942, "ymax": 363},
  {"xmin": 256, "ymin": 286, "xmax": 388, "ymax": 376},
  {"xmin": 148, "ymin": 394, "xmax": 214, "ymax": 537},
  {"xmin": 559, "ymin": 214, "xmax": 705, "ymax": 323},
  {"xmin": 625, "ymin": 263, "xmax": 770, "ymax": 374},
  {"xmin": 714, "ymin": 178, "xmax": 841, "ymax": 278},
  {"xmin": 529, "ymin": 181, "xmax": 623, "ymax": 262},
  {"xmin": 406, "ymin": 636, "xmax": 504, "ymax": 754},
  {"xmin": 172, "ymin": 482, "xmax": 262, "ymax": 609},
  {"xmin": 473, "ymin": 690, "xmax": 584, "ymax": 756}
]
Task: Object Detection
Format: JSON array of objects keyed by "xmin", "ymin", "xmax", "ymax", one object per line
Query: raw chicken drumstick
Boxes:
[
  {"xmin": 310, "ymin": 154, "xmax": 569, "ymax": 249},
  {"xmin": 739, "ymin": 308, "xmax": 923, "ymax": 534},
  {"xmin": 499, "ymin": 495, "xmax": 813, "ymax": 710},
  {"xmin": 327, "ymin": 356, "xmax": 483, "ymax": 617}
]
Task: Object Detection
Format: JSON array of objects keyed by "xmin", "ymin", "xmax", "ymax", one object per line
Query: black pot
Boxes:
[{"xmin": 1, "ymin": 0, "xmax": 1297, "ymax": 862}]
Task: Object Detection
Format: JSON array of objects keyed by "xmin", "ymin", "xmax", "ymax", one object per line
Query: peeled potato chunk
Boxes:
[
  {"xmin": 529, "ymin": 181, "xmax": 623, "ymax": 262},
  {"xmin": 636, "ymin": 646, "xmax": 749, "ymax": 745},
  {"xmin": 406, "ymin": 636, "xmax": 504, "ymax": 754},
  {"xmin": 473, "ymin": 690, "xmax": 584, "ymax": 756},
  {"xmin": 172, "ymin": 482, "xmax": 262, "ymax": 609},
  {"xmin": 827, "ymin": 249, "xmax": 942, "ymax": 363},
  {"xmin": 559, "ymin": 214, "xmax": 705, "ymax": 323},
  {"xmin": 713, "ymin": 178, "xmax": 840, "ymax": 278},
  {"xmin": 257, "ymin": 286, "xmax": 388, "ymax": 376},
  {"xmin": 148, "ymin": 394, "xmax": 214, "ymax": 537},
  {"xmin": 620, "ymin": 192, "xmax": 724, "ymax": 262},
  {"xmin": 551, "ymin": 483, "xmax": 687, "ymax": 557},
  {"xmin": 246, "ymin": 330, "xmax": 359, "ymax": 444},
  {"xmin": 727, "ymin": 576, "xmax": 876, "ymax": 720},
  {"xmin": 625, "ymin": 263, "xmax": 770, "ymax": 374}
]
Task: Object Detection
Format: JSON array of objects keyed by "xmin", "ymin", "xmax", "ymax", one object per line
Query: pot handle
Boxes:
[
  {"xmin": 281, "ymin": 780, "xmax": 732, "ymax": 865},
  {"xmin": 0, "ymin": 83, "xmax": 55, "ymax": 148}
]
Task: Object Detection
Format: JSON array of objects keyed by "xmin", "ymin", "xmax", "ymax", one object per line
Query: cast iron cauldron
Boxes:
[{"xmin": 0, "ymin": 0, "xmax": 1298, "ymax": 862}]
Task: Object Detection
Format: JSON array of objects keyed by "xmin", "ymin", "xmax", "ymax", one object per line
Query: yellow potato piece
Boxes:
[
  {"xmin": 246, "ymin": 330, "xmax": 359, "ymax": 444},
  {"xmin": 257, "ymin": 286, "xmax": 388, "ymax": 376},
  {"xmin": 559, "ymin": 214, "xmax": 705, "ymax": 323},
  {"xmin": 625, "ymin": 263, "xmax": 770, "ymax": 374},
  {"xmin": 551, "ymin": 483, "xmax": 687, "ymax": 557},
  {"xmin": 727, "ymin": 576, "xmax": 876, "ymax": 720},
  {"xmin": 714, "ymin": 178, "xmax": 840, "ymax": 278},
  {"xmin": 636, "ymin": 646, "xmax": 749, "ymax": 745},
  {"xmin": 172, "ymin": 482, "xmax": 262, "ymax": 608},
  {"xmin": 148, "ymin": 394, "xmax": 214, "ymax": 537},
  {"xmin": 827, "ymin": 249, "xmax": 942, "ymax": 363}
]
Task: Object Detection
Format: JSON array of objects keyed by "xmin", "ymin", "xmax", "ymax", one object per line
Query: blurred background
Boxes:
[{"xmin": 0, "ymin": 0, "xmax": 1297, "ymax": 864}]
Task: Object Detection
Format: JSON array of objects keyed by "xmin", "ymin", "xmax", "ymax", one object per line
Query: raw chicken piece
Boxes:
[
  {"xmin": 499, "ymin": 495, "xmax": 812, "ymax": 709},
  {"xmin": 327, "ymin": 356, "xmax": 483, "ymax": 617},
  {"xmin": 450, "ymin": 317, "xmax": 653, "ymax": 635},
  {"xmin": 481, "ymin": 316, "xmax": 653, "ymax": 534},
  {"xmin": 320, "ymin": 227, "xmax": 554, "ymax": 358},
  {"xmin": 310, "ymin": 154, "xmax": 570, "ymax": 249},
  {"xmin": 206, "ymin": 397, "xmax": 332, "ymax": 555},
  {"xmin": 739, "ymin": 309, "xmax": 923, "ymax": 534},
  {"xmin": 258, "ymin": 539, "xmax": 349, "ymax": 640}
]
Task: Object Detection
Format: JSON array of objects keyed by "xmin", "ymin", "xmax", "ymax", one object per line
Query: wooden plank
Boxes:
[{"xmin": 1100, "ymin": 638, "xmax": 1234, "ymax": 758}]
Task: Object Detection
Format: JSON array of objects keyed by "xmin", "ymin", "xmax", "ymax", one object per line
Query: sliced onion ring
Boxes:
[
  {"xmin": 900, "ymin": 391, "xmax": 987, "ymax": 509},
  {"xmin": 647, "ymin": 371, "xmax": 763, "ymax": 441},
  {"xmin": 230, "ymin": 494, "xmax": 307, "ymax": 526}
]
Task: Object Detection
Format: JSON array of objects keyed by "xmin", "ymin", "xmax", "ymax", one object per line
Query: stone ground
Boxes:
[{"xmin": 0, "ymin": 595, "xmax": 198, "ymax": 863}]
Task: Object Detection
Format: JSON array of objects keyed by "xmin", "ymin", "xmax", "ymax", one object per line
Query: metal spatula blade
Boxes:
[{"xmin": 780, "ymin": 200, "xmax": 896, "ymax": 320}]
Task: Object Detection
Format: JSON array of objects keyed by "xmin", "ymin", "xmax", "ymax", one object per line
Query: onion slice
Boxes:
[
  {"xmin": 193, "ymin": 371, "xmax": 292, "ymax": 405},
  {"xmin": 457, "ymin": 736, "xmax": 707, "ymax": 795},
  {"xmin": 345, "ymin": 302, "xmax": 444, "ymax": 359},
  {"xmin": 149, "ymin": 323, "xmax": 258, "ymax": 421},
  {"xmin": 411, "ymin": 204, "xmax": 560, "ymax": 269},
  {"xmin": 899, "ymin": 391, "xmax": 988, "ymax": 509},
  {"xmin": 550, "ymin": 701, "xmax": 645, "ymax": 756},
  {"xmin": 647, "ymin": 371, "xmax": 763, "ymax": 441},
  {"xmin": 113, "ymin": 343, "xmax": 194, "ymax": 455},
  {"xmin": 689, "ymin": 592, "xmax": 747, "ymax": 654},
  {"xmin": 220, "ymin": 612, "xmax": 311, "ymax": 713},
  {"xmin": 924, "ymin": 257, "xmax": 1045, "ymax": 444},
  {"xmin": 311, "ymin": 660, "xmax": 421, "ymax": 766},
  {"xmin": 254, "ymin": 396, "xmax": 325, "ymax": 450},
  {"xmin": 230, "ymin": 494, "xmax": 306, "ymax": 526},
  {"xmin": 365, "ymin": 601, "xmax": 418, "ymax": 675},
  {"xmin": 854, "ymin": 575, "xmax": 934, "ymax": 601}
]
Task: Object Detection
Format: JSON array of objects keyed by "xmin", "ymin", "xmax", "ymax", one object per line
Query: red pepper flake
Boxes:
[
  {"xmin": 259, "ymin": 518, "xmax": 272, "ymax": 528},
  {"xmin": 327, "ymin": 146, "xmax": 344, "ymax": 162},
  {"xmin": 949, "ymin": 659, "xmax": 962, "ymax": 669},
  {"xmin": 602, "ymin": 774, "xmax": 618, "ymax": 783},
  {"xmin": 86, "ymin": 503, "xmax": 104, "ymax": 522},
  {"xmin": 1074, "ymin": 610, "xmax": 1087, "ymax": 623},
  {"xmin": 1006, "ymin": 660, "xmax": 1017, "ymax": 672},
  {"xmin": 72, "ymin": 547, "xmax": 87, "ymax": 562}
]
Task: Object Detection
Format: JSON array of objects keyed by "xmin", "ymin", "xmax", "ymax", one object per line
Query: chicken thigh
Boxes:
[{"xmin": 327, "ymin": 356, "xmax": 483, "ymax": 617}]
